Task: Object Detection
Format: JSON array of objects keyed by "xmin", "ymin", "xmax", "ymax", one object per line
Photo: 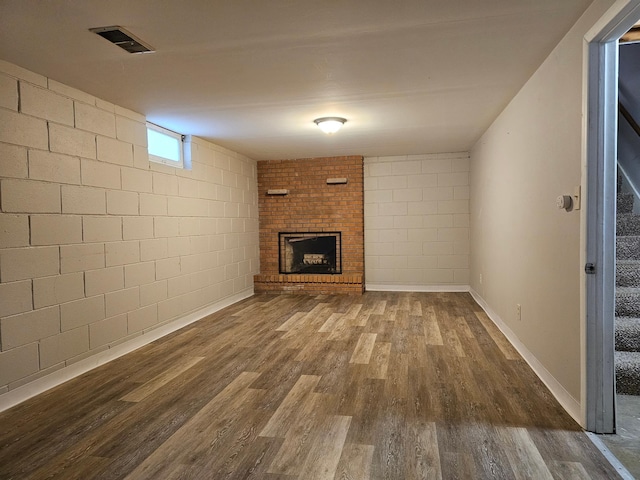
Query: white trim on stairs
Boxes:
[
  {"xmin": 470, "ymin": 289, "xmax": 583, "ymax": 425},
  {"xmin": 0, "ymin": 288, "xmax": 254, "ymax": 413}
]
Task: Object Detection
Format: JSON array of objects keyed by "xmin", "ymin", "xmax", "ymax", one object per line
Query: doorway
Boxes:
[{"xmin": 585, "ymin": 1, "xmax": 640, "ymax": 477}]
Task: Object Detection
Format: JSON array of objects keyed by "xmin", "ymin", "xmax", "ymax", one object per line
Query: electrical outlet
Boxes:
[
  {"xmin": 479, "ymin": 274, "xmax": 483, "ymax": 285},
  {"xmin": 516, "ymin": 304, "xmax": 522, "ymax": 321}
]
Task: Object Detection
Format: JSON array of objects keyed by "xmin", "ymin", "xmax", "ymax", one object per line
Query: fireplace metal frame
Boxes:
[{"xmin": 278, "ymin": 231, "xmax": 342, "ymax": 275}]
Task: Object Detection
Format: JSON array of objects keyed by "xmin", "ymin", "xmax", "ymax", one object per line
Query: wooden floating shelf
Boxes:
[
  {"xmin": 267, "ymin": 189, "xmax": 289, "ymax": 195},
  {"xmin": 326, "ymin": 178, "xmax": 348, "ymax": 185}
]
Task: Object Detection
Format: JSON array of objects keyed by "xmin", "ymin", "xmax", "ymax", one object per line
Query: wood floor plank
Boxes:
[
  {"xmin": 124, "ymin": 372, "xmax": 264, "ymax": 479},
  {"xmin": 366, "ymin": 342, "xmax": 392, "ymax": 379},
  {"xmin": 498, "ymin": 426, "xmax": 554, "ymax": 480},
  {"xmin": 334, "ymin": 443, "xmax": 375, "ymax": 480},
  {"xmin": 120, "ymin": 355, "xmax": 204, "ymax": 402},
  {"xmin": 276, "ymin": 311, "xmax": 306, "ymax": 332},
  {"xmin": 424, "ymin": 306, "xmax": 444, "ymax": 345},
  {"xmin": 409, "ymin": 421, "xmax": 443, "ymax": 480},
  {"xmin": 318, "ymin": 312, "xmax": 343, "ymax": 332},
  {"xmin": 267, "ymin": 392, "xmax": 330, "ymax": 475},
  {"xmin": 0, "ymin": 292, "xmax": 623, "ymax": 480},
  {"xmin": 547, "ymin": 460, "xmax": 592, "ymax": 480},
  {"xmin": 259, "ymin": 374, "xmax": 321, "ymax": 438},
  {"xmin": 474, "ymin": 311, "xmax": 521, "ymax": 360},
  {"xmin": 350, "ymin": 333, "xmax": 378, "ymax": 364},
  {"xmin": 440, "ymin": 451, "xmax": 478, "ymax": 479},
  {"xmin": 297, "ymin": 414, "xmax": 352, "ymax": 480}
]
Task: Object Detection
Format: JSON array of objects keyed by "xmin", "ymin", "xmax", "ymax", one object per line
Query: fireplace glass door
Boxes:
[{"xmin": 279, "ymin": 232, "xmax": 341, "ymax": 274}]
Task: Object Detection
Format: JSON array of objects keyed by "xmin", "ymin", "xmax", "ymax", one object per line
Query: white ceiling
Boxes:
[{"xmin": 0, "ymin": 0, "xmax": 593, "ymax": 161}]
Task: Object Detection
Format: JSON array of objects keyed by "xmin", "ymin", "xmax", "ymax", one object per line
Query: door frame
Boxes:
[{"xmin": 584, "ymin": 0, "xmax": 640, "ymax": 433}]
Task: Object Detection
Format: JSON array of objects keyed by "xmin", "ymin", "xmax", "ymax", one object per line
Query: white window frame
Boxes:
[{"xmin": 147, "ymin": 122, "xmax": 184, "ymax": 168}]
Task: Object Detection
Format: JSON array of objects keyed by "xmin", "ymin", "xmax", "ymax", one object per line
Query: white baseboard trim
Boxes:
[
  {"xmin": 469, "ymin": 289, "xmax": 583, "ymax": 426},
  {"xmin": 0, "ymin": 288, "xmax": 254, "ymax": 413},
  {"xmin": 366, "ymin": 284, "xmax": 470, "ymax": 292}
]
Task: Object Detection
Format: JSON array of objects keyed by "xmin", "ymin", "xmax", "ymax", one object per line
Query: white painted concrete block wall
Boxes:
[
  {"xmin": 364, "ymin": 153, "xmax": 470, "ymax": 289},
  {"xmin": 0, "ymin": 60, "xmax": 259, "ymax": 393}
]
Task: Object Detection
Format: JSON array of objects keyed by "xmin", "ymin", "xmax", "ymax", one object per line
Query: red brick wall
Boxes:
[{"xmin": 254, "ymin": 156, "xmax": 364, "ymax": 294}]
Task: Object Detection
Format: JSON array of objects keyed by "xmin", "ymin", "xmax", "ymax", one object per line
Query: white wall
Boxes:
[
  {"xmin": 0, "ymin": 60, "xmax": 259, "ymax": 402},
  {"xmin": 365, "ymin": 153, "xmax": 470, "ymax": 290},
  {"xmin": 469, "ymin": 0, "xmax": 615, "ymax": 423}
]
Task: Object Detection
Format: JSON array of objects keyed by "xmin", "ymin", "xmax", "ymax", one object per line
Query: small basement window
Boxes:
[{"xmin": 147, "ymin": 123, "xmax": 184, "ymax": 168}]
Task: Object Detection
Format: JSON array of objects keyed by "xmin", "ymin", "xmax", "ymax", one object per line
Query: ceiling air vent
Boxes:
[{"xmin": 89, "ymin": 26, "xmax": 154, "ymax": 54}]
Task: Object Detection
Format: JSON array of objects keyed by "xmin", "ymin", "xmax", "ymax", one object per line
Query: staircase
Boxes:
[{"xmin": 615, "ymin": 187, "xmax": 640, "ymax": 395}]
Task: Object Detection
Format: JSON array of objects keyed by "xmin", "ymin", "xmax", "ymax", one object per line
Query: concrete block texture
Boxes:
[
  {"xmin": 0, "ymin": 280, "xmax": 33, "ymax": 317},
  {"xmin": 89, "ymin": 314, "xmax": 127, "ymax": 349},
  {"xmin": 1, "ymin": 306, "xmax": 60, "ymax": 349},
  {"xmin": 116, "ymin": 115, "xmax": 147, "ymax": 147},
  {"xmin": 124, "ymin": 261, "xmax": 156, "ymax": 287},
  {"xmin": 123, "ymin": 217, "xmax": 154, "ymax": 240},
  {"xmin": 28, "ymin": 150, "xmax": 81, "ymax": 185},
  {"xmin": 80, "ymin": 159, "xmax": 121, "ymax": 190},
  {"xmin": 49, "ymin": 123, "xmax": 96, "ymax": 159},
  {"xmin": 0, "ymin": 214, "xmax": 29, "ymax": 248},
  {"xmin": 60, "ymin": 295, "xmax": 105, "ymax": 331},
  {"xmin": 85, "ymin": 266, "xmax": 124, "ymax": 296},
  {"xmin": 20, "ymin": 83, "xmax": 74, "ymax": 126},
  {"xmin": 122, "ymin": 167, "xmax": 152, "ymax": 193},
  {"xmin": 105, "ymin": 287, "xmax": 139, "ymax": 317},
  {"xmin": 31, "ymin": 215, "xmax": 83, "ymax": 246},
  {"xmin": 365, "ymin": 153, "xmax": 470, "ymax": 287},
  {"xmin": 0, "ymin": 246, "xmax": 60, "ymax": 282},
  {"xmin": 83, "ymin": 216, "xmax": 122, "ymax": 243},
  {"xmin": 39, "ymin": 327, "xmax": 89, "ymax": 369},
  {"xmin": 105, "ymin": 241, "xmax": 140, "ymax": 266},
  {"xmin": 127, "ymin": 304, "xmax": 158, "ymax": 333},
  {"xmin": 1, "ymin": 179, "xmax": 61, "ymax": 213},
  {"xmin": 97, "ymin": 136, "xmax": 133, "ymax": 166},
  {"xmin": 74, "ymin": 102, "xmax": 116, "ymax": 137},
  {"xmin": 107, "ymin": 190, "xmax": 139, "ymax": 215},
  {"xmin": 0, "ymin": 61, "xmax": 259, "ymax": 394},
  {"xmin": 0, "ymin": 344, "xmax": 39, "ymax": 386},
  {"xmin": 0, "ymin": 73, "xmax": 18, "ymax": 110},
  {"xmin": 0, "ymin": 143, "xmax": 28, "ymax": 179},
  {"xmin": 61, "ymin": 185, "xmax": 106, "ymax": 215},
  {"xmin": 60, "ymin": 243, "xmax": 105, "ymax": 273},
  {"xmin": 33, "ymin": 272, "xmax": 84, "ymax": 309}
]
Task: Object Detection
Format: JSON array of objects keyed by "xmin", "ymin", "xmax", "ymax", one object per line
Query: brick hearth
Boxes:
[{"xmin": 254, "ymin": 156, "xmax": 364, "ymax": 294}]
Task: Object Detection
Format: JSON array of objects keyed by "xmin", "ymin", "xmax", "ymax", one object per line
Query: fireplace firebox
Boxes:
[{"xmin": 279, "ymin": 232, "xmax": 341, "ymax": 274}]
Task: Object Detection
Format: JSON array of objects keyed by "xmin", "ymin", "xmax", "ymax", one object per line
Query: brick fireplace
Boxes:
[{"xmin": 254, "ymin": 156, "xmax": 364, "ymax": 294}]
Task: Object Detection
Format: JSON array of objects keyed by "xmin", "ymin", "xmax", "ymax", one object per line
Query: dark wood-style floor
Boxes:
[{"xmin": 0, "ymin": 292, "xmax": 621, "ymax": 479}]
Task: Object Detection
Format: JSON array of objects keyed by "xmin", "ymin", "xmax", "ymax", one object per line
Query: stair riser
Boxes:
[
  {"xmin": 617, "ymin": 237, "xmax": 640, "ymax": 260},
  {"xmin": 616, "ymin": 369, "xmax": 640, "ymax": 395},
  {"xmin": 616, "ymin": 354, "xmax": 640, "ymax": 395},
  {"xmin": 617, "ymin": 193, "xmax": 634, "ymax": 214},
  {"xmin": 615, "ymin": 187, "xmax": 640, "ymax": 394},
  {"xmin": 617, "ymin": 214, "xmax": 640, "ymax": 236},
  {"xmin": 616, "ymin": 265, "xmax": 640, "ymax": 287},
  {"xmin": 615, "ymin": 320, "xmax": 640, "ymax": 351},
  {"xmin": 615, "ymin": 292, "xmax": 640, "ymax": 317}
]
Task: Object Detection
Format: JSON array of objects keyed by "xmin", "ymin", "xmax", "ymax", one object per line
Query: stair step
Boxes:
[
  {"xmin": 615, "ymin": 317, "xmax": 640, "ymax": 351},
  {"xmin": 617, "ymin": 192, "xmax": 635, "ymax": 214},
  {"xmin": 617, "ymin": 213, "xmax": 640, "ymax": 236},
  {"xmin": 615, "ymin": 351, "xmax": 640, "ymax": 395},
  {"xmin": 616, "ymin": 287, "xmax": 640, "ymax": 317},
  {"xmin": 616, "ymin": 260, "xmax": 640, "ymax": 287},
  {"xmin": 617, "ymin": 236, "xmax": 640, "ymax": 260}
]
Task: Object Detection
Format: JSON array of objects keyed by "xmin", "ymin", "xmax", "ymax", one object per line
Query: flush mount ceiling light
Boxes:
[
  {"xmin": 89, "ymin": 26, "xmax": 155, "ymax": 54},
  {"xmin": 314, "ymin": 117, "xmax": 347, "ymax": 134}
]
